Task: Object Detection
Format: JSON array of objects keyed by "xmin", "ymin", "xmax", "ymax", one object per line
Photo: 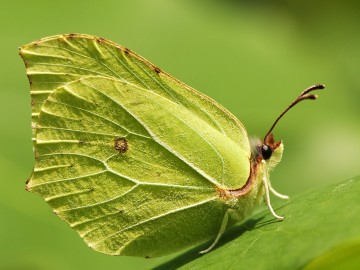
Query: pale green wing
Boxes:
[
  {"xmin": 21, "ymin": 34, "xmax": 252, "ymax": 256},
  {"xmin": 19, "ymin": 34, "xmax": 250, "ymax": 156},
  {"xmin": 29, "ymin": 76, "xmax": 236, "ymax": 256}
]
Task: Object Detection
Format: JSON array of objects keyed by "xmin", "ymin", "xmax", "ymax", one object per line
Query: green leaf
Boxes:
[
  {"xmin": 154, "ymin": 177, "xmax": 360, "ymax": 269},
  {"xmin": 303, "ymin": 241, "xmax": 360, "ymax": 270}
]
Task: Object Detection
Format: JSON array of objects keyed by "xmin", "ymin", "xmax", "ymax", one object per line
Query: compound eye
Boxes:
[{"xmin": 261, "ymin": 144, "xmax": 272, "ymax": 160}]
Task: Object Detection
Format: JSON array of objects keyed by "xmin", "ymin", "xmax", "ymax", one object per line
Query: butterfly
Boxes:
[{"xmin": 20, "ymin": 34, "xmax": 324, "ymax": 257}]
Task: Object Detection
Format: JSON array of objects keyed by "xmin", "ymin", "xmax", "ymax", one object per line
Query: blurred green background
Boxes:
[{"xmin": 1, "ymin": 0, "xmax": 359, "ymax": 269}]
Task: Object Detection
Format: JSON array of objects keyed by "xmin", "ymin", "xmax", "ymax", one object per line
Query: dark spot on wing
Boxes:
[
  {"xmin": 26, "ymin": 71, "xmax": 32, "ymax": 84},
  {"xmin": 154, "ymin": 66, "xmax": 161, "ymax": 74},
  {"xmin": 78, "ymin": 140, "xmax": 86, "ymax": 145},
  {"xmin": 97, "ymin": 37, "xmax": 105, "ymax": 43},
  {"xmin": 124, "ymin": 48, "xmax": 131, "ymax": 55},
  {"xmin": 129, "ymin": 101, "xmax": 144, "ymax": 106},
  {"xmin": 114, "ymin": 138, "xmax": 128, "ymax": 153},
  {"xmin": 25, "ymin": 178, "xmax": 31, "ymax": 191},
  {"xmin": 68, "ymin": 33, "xmax": 77, "ymax": 38}
]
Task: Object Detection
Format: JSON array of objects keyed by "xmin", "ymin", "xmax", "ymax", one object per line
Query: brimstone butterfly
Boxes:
[{"xmin": 20, "ymin": 34, "xmax": 324, "ymax": 257}]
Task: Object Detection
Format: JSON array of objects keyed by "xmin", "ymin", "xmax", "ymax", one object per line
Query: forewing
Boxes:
[{"xmin": 20, "ymin": 34, "xmax": 250, "ymax": 155}]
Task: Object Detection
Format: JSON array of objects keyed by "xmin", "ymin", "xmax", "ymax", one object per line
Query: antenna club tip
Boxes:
[{"xmin": 264, "ymin": 84, "xmax": 325, "ymax": 138}]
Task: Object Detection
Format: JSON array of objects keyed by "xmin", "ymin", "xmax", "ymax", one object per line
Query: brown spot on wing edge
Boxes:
[
  {"xmin": 154, "ymin": 66, "xmax": 161, "ymax": 74},
  {"xmin": 96, "ymin": 37, "xmax": 105, "ymax": 43},
  {"xmin": 25, "ymin": 178, "xmax": 31, "ymax": 191}
]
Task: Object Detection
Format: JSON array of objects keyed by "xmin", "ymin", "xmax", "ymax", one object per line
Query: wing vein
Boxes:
[
  {"xmin": 31, "ymin": 170, "xmax": 108, "ymax": 188},
  {"xmin": 81, "ymin": 80, "xmax": 223, "ymax": 186},
  {"xmin": 101, "ymin": 43, "xmax": 152, "ymax": 90},
  {"xmin": 91, "ymin": 197, "xmax": 218, "ymax": 249}
]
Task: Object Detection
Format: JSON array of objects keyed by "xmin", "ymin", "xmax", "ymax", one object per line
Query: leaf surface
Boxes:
[{"xmin": 154, "ymin": 176, "xmax": 360, "ymax": 269}]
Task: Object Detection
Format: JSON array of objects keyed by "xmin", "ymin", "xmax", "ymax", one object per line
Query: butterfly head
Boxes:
[
  {"xmin": 251, "ymin": 133, "xmax": 283, "ymax": 172},
  {"xmin": 259, "ymin": 133, "xmax": 281, "ymax": 160}
]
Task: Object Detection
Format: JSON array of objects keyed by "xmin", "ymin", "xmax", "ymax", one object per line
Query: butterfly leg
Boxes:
[
  {"xmin": 268, "ymin": 181, "xmax": 289, "ymax": 200},
  {"xmin": 262, "ymin": 175, "xmax": 284, "ymax": 220},
  {"xmin": 199, "ymin": 208, "xmax": 236, "ymax": 254}
]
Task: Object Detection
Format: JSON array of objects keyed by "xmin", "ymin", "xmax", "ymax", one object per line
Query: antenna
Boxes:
[{"xmin": 263, "ymin": 84, "xmax": 325, "ymax": 142}]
